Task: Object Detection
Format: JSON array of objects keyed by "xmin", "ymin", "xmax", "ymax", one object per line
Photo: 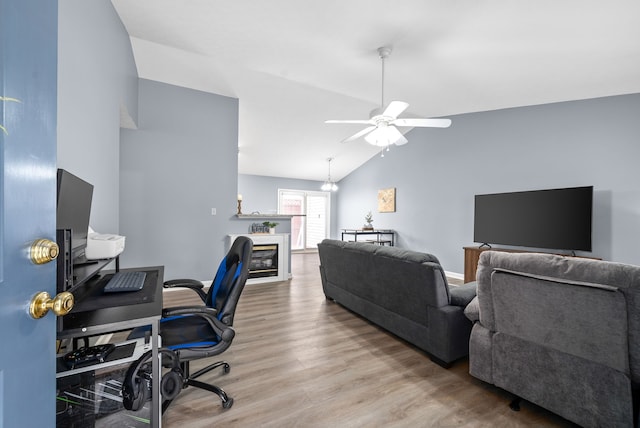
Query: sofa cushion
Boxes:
[{"xmin": 320, "ymin": 239, "xmax": 451, "ymax": 313}]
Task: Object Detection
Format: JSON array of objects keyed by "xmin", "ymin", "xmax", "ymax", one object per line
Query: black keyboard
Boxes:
[{"xmin": 103, "ymin": 271, "xmax": 146, "ymax": 293}]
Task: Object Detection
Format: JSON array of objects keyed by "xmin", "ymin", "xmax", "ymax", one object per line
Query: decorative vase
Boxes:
[
  {"xmin": 362, "ymin": 223, "xmax": 373, "ymax": 231},
  {"xmin": 269, "ymin": 227, "xmax": 276, "ymax": 234}
]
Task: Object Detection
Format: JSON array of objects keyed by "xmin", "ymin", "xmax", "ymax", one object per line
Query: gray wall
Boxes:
[
  {"xmin": 238, "ymin": 173, "xmax": 338, "ymax": 244},
  {"xmin": 238, "ymin": 173, "xmax": 333, "ymax": 217},
  {"xmin": 57, "ymin": 0, "xmax": 138, "ymax": 234},
  {"xmin": 120, "ymin": 79, "xmax": 247, "ymax": 280},
  {"xmin": 55, "ymin": 2, "xmax": 257, "ymax": 281},
  {"xmin": 336, "ymin": 94, "xmax": 640, "ymax": 275}
]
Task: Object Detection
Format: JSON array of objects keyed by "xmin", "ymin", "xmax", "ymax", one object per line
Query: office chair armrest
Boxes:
[
  {"xmin": 162, "ymin": 306, "xmax": 218, "ymax": 318},
  {"xmin": 170, "ymin": 311, "xmax": 236, "ymax": 360},
  {"xmin": 184, "ymin": 311, "xmax": 234, "ymax": 343},
  {"xmin": 207, "ymin": 316, "xmax": 236, "ymax": 344},
  {"xmin": 163, "ymin": 279, "xmax": 207, "ymax": 302}
]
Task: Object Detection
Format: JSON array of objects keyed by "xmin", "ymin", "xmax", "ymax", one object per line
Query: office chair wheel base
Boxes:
[{"xmin": 222, "ymin": 397, "xmax": 234, "ymax": 409}]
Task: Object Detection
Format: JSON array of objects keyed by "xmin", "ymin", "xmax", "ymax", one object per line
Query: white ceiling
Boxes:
[{"xmin": 111, "ymin": 0, "xmax": 640, "ymax": 182}]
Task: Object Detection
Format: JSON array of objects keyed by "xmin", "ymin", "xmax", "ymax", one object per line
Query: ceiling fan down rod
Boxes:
[{"xmin": 378, "ymin": 46, "xmax": 392, "ymax": 109}]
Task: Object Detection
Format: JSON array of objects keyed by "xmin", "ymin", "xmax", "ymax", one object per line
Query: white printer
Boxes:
[{"xmin": 85, "ymin": 227, "xmax": 126, "ymax": 260}]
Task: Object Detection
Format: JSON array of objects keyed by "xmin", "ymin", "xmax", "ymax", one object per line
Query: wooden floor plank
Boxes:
[{"xmin": 161, "ymin": 252, "xmax": 576, "ymax": 427}]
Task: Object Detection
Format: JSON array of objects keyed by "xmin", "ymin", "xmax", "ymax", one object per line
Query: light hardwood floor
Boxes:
[{"xmin": 161, "ymin": 252, "xmax": 576, "ymax": 427}]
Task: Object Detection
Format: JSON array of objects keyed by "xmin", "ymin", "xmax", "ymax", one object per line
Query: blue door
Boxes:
[{"xmin": 0, "ymin": 0, "xmax": 59, "ymax": 425}]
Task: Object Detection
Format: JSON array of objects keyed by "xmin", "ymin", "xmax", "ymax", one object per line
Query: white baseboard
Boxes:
[{"xmin": 445, "ymin": 271, "xmax": 464, "ymax": 281}]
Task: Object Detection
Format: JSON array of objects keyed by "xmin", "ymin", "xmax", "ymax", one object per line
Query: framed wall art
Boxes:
[{"xmin": 378, "ymin": 187, "xmax": 396, "ymax": 213}]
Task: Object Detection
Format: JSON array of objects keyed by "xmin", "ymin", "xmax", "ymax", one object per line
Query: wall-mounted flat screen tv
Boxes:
[{"xmin": 474, "ymin": 186, "xmax": 593, "ymax": 252}]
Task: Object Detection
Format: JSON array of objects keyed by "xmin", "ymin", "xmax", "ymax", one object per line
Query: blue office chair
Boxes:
[{"xmin": 130, "ymin": 236, "xmax": 253, "ymax": 411}]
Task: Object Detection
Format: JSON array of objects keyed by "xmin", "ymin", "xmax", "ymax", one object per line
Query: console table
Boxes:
[
  {"xmin": 341, "ymin": 229, "xmax": 395, "ymax": 246},
  {"xmin": 464, "ymin": 246, "xmax": 504, "ymax": 283}
]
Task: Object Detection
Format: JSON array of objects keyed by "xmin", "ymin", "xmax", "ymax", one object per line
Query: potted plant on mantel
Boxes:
[
  {"xmin": 263, "ymin": 221, "xmax": 279, "ymax": 234},
  {"xmin": 363, "ymin": 211, "xmax": 374, "ymax": 231}
]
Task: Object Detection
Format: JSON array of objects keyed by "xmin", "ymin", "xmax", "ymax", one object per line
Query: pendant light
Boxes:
[{"xmin": 321, "ymin": 157, "xmax": 338, "ymax": 192}]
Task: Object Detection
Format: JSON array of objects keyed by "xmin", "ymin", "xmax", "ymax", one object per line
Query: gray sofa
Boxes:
[
  {"xmin": 317, "ymin": 239, "xmax": 476, "ymax": 367},
  {"xmin": 467, "ymin": 251, "xmax": 640, "ymax": 427}
]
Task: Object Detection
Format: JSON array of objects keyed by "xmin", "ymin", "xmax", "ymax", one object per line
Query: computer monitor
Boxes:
[{"xmin": 56, "ymin": 169, "xmax": 93, "ymax": 261}]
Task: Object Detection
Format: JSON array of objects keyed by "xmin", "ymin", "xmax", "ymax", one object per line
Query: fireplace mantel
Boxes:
[{"xmin": 236, "ymin": 214, "xmax": 298, "ymax": 219}]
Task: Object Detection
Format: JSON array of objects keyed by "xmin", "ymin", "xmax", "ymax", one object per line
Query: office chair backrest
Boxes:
[{"xmin": 206, "ymin": 236, "xmax": 253, "ymax": 326}]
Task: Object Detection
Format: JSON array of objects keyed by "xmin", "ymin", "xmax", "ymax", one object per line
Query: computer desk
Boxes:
[{"xmin": 57, "ymin": 266, "xmax": 164, "ymax": 428}]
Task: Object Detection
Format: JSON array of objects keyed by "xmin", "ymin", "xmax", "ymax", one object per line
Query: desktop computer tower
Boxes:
[
  {"xmin": 56, "ymin": 229, "xmax": 73, "ymax": 333},
  {"xmin": 57, "ymin": 228, "xmax": 73, "ymax": 294}
]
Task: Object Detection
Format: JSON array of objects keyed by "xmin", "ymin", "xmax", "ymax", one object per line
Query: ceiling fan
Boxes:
[{"xmin": 326, "ymin": 46, "xmax": 451, "ymax": 147}]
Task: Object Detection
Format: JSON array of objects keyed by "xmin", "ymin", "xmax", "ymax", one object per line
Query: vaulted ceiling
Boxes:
[{"xmin": 111, "ymin": 0, "xmax": 640, "ymax": 181}]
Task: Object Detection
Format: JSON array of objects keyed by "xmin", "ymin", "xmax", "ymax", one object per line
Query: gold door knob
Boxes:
[
  {"xmin": 29, "ymin": 291, "xmax": 74, "ymax": 319},
  {"xmin": 30, "ymin": 239, "xmax": 59, "ymax": 264}
]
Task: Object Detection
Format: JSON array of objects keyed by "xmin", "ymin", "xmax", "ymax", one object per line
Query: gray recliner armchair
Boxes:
[{"xmin": 466, "ymin": 251, "xmax": 640, "ymax": 427}]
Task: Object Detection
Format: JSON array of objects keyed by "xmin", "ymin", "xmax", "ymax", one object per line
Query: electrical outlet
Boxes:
[{"xmin": 211, "ymin": 208, "xmax": 217, "ymax": 216}]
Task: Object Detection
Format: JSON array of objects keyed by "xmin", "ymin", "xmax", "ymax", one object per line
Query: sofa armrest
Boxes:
[
  {"xmin": 427, "ymin": 304, "xmax": 473, "ymax": 364},
  {"xmin": 449, "ymin": 281, "xmax": 477, "ymax": 307}
]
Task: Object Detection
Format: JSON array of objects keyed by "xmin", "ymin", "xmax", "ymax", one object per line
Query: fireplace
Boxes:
[
  {"xmin": 228, "ymin": 233, "xmax": 289, "ymax": 284},
  {"xmin": 249, "ymin": 244, "xmax": 279, "ymax": 279}
]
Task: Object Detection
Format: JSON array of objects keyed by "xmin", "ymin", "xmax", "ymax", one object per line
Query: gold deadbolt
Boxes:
[
  {"xmin": 30, "ymin": 239, "xmax": 59, "ymax": 264},
  {"xmin": 29, "ymin": 291, "xmax": 74, "ymax": 319}
]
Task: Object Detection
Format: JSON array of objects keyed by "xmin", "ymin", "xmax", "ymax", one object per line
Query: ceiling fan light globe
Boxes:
[
  {"xmin": 364, "ymin": 133, "xmax": 386, "ymax": 147},
  {"xmin": 365, "ymin": 126, "xmax": 401, "ymax": 147},
  {"xmin": 371, "ymin": 140, "xmax": 390, "ymax": 147}
]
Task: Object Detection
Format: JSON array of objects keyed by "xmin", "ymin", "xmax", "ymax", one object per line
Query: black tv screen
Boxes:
[
  {"xmin": 56, "ymin": 169, "xmax": 94, "ymax": 257},
  {"xmin": 474, "ymin": 186, "xmax": 593, "ymax": 251}
]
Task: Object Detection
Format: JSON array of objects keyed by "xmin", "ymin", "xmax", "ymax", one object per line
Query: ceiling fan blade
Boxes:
[
  {"xmin": 395, "ymin": 136, "xmax": 409, "ymax": 145},
  {"xmin": 387, "ymin": 125, "xmax": 408, "ymax": 145},
  {"xmin": 394, "ymin": 134, "xmax": 409, "ymax": 146},
  {"xmin": 341, "ymin": 125, "xmax": 377, "ymax": 143},
  {"xmin": 382, "ymin": 101, "xmax": 409, "ymax": 119},
  {"xmin": 325, "ymin": 119, "xmax": 373, "ymax": 124},
  {"xmin": 393, "ymin": 118, "xmax": 452, "ymax": 128}
]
